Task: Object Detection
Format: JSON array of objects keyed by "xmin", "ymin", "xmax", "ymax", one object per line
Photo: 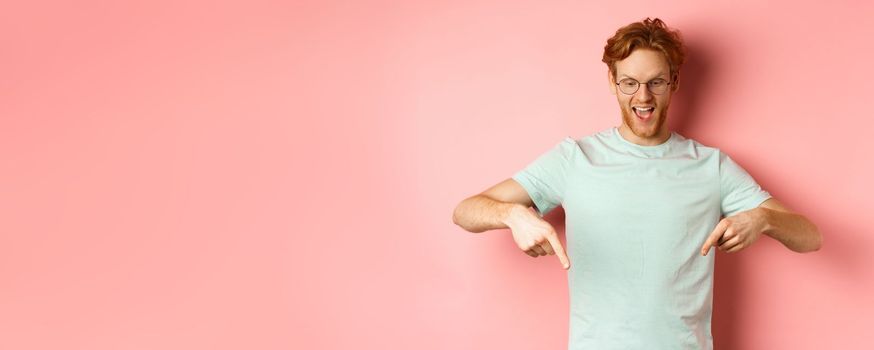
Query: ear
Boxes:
[
  {"xmin": 608, "ymin": 70, "xmax": 616, "ymax": 95},
  {"xmin": 671, "ymin": 71, "xmax": 680, "ymax": 92}
]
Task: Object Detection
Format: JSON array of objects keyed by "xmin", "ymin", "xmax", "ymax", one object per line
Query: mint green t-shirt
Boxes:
[{"xmin": 511, "ymin": 126, "xmax": 771, "ymax": 350}]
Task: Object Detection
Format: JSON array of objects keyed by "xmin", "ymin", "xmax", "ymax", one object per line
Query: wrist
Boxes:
[
  {"xmin": 500, "ymin": 203, "xmax": 526, "ymax": 227},
  {"xmin": 757, "ymin": 207, "xmax": 774, "ymax": 237}
]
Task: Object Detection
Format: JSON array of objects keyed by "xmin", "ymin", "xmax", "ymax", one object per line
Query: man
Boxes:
[{"xmin": 451, "ymin": 17, "xmax": 822, "ymax": 350}]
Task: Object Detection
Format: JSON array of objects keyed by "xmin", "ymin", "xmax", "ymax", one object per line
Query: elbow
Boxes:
[
  {"xmin": 452, "ymin": 199, "xmax": 483, "ymax": 233},
  {"xmin": 451, "ymin": 205, "xmax": 463, "ymax": 227},
  {"xmin": 451, "ymin": 200, "xmax": 471, "ymax": 231},
  {"xmin": 812, "ymin": 227, "xmax": 823, "ymax": 252},
  {"xmin": 799, "ymin": 223, "xmax": 823, "ymax": 253},
  {"xmin": 807, "ymin": 219, "xmax": 823, "ymax": 252}
]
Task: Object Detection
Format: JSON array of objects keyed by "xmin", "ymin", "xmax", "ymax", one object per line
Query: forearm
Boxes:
[
  {"xmin": 758, "ymin": 207, "xmax": 823, "ymax": 253},
  {"xmin": 452, "ymin": 195, "xmax": 524, "ymax": 233}
]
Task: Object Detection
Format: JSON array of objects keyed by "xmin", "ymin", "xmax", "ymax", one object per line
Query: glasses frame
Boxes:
[{"xmin": 615, "ymin": 78, "xmax": 672, "ymax": 95}]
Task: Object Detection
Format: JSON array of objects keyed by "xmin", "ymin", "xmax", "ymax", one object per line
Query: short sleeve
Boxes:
[
  {"xmin": 511, "ymin": 137, "xmax": 579, "ymax": 217},
  {"xmin": 720, "ymin": 151, "xmax": 772, "ymax": 217}
]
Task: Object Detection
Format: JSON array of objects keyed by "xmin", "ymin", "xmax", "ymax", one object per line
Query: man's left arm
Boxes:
[{"xmin": 701, "ymin": 197, "xmax": 823, "ymax": 255}]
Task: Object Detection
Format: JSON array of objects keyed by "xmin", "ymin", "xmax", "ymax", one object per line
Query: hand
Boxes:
[
  {"xmin": 503, "ymin": 205, "xmax": 570, "ymax": 269},
  {"xmin": 701, "ymin": 208, "xmax": 767, "ymax": 256}
]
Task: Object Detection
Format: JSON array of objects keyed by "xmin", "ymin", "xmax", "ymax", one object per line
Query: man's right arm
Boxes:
[
  {"xmin": 452, "ymin": 178, "xmax": 535, "ymax": 233},
  {"xmin": 452, "ymin": 177, "xmax": 570, "ymax": 268}
]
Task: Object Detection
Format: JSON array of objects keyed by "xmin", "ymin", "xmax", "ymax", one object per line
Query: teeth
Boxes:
[{"xmin": 634, "ymin": 107, "xmax": 654, "ymax": 112}]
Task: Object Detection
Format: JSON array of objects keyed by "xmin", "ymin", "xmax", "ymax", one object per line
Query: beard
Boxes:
[{"xmin": 621, "ymin": 104, "xmax": 668, "ymax": 140}]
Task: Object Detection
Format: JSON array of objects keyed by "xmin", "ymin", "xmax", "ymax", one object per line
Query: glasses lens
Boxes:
[
  {"xmin": 619, "ymin": 79, "xmax": 638, "ymax": 94},
  {"xmin": 649, "ymin": 79, "xmax": 668, "ymax": 94}
]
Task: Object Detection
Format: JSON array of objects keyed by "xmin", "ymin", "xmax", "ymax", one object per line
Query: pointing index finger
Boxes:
[
  {"xmin": 546, "ymin": 233, "xmax": 570, "ymax": 269},
  {"xmin": 701, "ymin": 220, "xmax": 727, "ymax": 256}
]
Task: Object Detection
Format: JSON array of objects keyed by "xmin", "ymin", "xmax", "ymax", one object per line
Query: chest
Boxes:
[{"xmin": 561, "ymin": 157, "xmax": 722, "ymax": 247}]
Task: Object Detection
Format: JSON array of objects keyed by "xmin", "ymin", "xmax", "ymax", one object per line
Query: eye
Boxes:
[
  {"xmin": 649, "ymin": 79, "xmax": 667, "ymax": 87},
  {"xmin": 620, "ymin": 79, "xmax": 637, "ymax": 87}
]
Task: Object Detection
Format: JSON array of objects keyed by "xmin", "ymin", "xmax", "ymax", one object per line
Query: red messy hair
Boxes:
[{"xmin": 602, "ymin": 17, "xmax": 686, "ymax": 85}]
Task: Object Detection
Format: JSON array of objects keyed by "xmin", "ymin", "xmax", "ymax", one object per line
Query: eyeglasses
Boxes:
[{"xmin": 615, "ymin": 78, "xmax": 671, "ymax": 95}]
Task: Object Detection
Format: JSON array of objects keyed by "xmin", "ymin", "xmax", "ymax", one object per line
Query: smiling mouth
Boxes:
[{"xmin": 632, "ymin": 106, "xmax": 654, "ymax": 120}]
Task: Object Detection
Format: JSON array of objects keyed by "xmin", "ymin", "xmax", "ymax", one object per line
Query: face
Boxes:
[{"xmin": 608, "ymin": 48, "xmax": 679, "ymax": 145}]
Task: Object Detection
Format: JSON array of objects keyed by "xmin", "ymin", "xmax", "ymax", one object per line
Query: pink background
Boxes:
[{"xmin": 2, "ymin": 1, "xmax": 872, "ymax": 349}]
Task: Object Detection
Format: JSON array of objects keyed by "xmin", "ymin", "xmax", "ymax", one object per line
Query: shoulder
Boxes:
[
  {"xmin": 556, "ymin": 129, "xmax": 611, "ymax": 161},
  {"xmin": 572, "ymin": 127, "xmax": 615, "ymax": 153},
  {"xmin": 550, "ymin": 136, "xmax": 585, "ymax": 162},
  {"xmin": 671, "ymin": 131, "xmax": 722, "ymax": 159}
]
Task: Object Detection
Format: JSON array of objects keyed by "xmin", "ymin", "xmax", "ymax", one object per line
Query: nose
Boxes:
[{"xmin": 635, "ymin": 83, "xmax": 653, "ymax": 102}]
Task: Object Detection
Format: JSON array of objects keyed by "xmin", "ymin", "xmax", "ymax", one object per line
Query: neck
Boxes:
[{"xmin": 617, "ymin": 123, "xmax": 671, "ymax": 146}]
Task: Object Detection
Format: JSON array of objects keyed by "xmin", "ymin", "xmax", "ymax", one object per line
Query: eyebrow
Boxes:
[{"xmin": 619, "ymin": 73, "xmax": 667, "ymax": 80}]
